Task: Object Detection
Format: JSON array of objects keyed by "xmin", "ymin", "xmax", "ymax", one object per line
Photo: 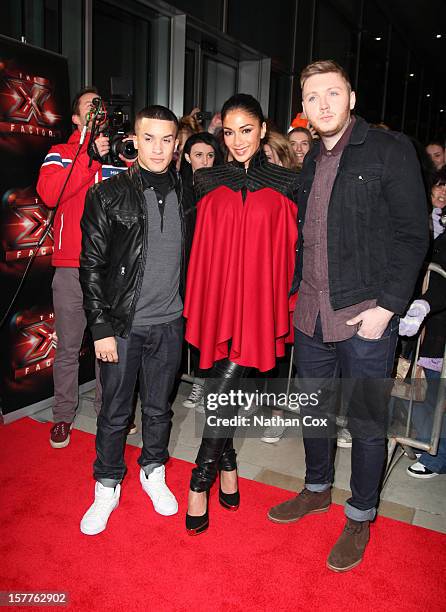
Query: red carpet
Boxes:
[{"xmin": 1, "ymin": 419, "xmax": 445, "ymax": 612}]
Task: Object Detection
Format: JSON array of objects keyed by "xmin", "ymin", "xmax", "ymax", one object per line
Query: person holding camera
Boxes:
[
  {"xmin": 79, "ymin": 105, "xmax": 186, "ymax": 535},
  {"xmin": 37, "ymin": 86, "xmax": 128, "ymax": 450}
]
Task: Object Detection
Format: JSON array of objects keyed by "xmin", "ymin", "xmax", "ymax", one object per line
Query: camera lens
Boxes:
[{"xmin": 116, "ymin": 139, "xmax": 136, "ymax": 160}]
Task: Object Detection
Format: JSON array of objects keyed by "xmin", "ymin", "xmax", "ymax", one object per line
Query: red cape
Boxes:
[{"xmin": 184, "ymin": 184, "xmax": 298, "ymax": 372}]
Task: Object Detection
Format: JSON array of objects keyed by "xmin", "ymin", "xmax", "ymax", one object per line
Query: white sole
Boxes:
[
  {"xmin": 50, "ymin": 436, "xmax": 71, "ymax": 449},
  {"xmin": 152, "ymin": 505, "xmax": 178, "ymax": 516},
  {"xmin": 406, "ymin": 469, "xmax": 438, "ymax": 479},
  {"xmin": 49, "ymin": 423, "xmax": 73, "ymax": 448},
  {"xmin": 326, "ymin": 557, "xmax": 362, "ymax": 572},
  {"xmin": 261, "ymin": 437, "xmax": 282, "ymax": 444}
]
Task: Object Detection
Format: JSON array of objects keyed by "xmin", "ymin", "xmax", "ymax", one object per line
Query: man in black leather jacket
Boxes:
[
  {"xmin": 78, "ymin": 105, "xmax": 185, "ymax": 535},
  {"xmin": 268, "ymin": 61, "xmax": 429, "ymax": 572}
]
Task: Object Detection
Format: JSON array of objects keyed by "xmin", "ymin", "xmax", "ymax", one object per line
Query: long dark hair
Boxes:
[{"xmin": 179, "ymin": 132, "xmax": 224, "ymax": 185}]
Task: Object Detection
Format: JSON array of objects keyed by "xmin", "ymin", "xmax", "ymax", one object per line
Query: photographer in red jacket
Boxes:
[{"xmin": 37, "ymin": 87, "xmax": 127, "ymax": 449}]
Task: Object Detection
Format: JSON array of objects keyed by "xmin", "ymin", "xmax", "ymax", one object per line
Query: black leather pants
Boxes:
[{"xmin": 190, "ymin": 359, "xmax": 250, "ymax": 492}]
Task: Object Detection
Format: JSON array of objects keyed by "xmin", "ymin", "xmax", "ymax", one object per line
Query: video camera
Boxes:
[{"xmin": 102, "ymin": 106, "xmax": 137, "ymax": 166}]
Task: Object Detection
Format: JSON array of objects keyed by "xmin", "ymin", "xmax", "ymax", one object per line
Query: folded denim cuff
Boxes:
[
  {"xmin": 305, "ymin": 483, "xmax": 331, "ymax": 493},
  {"xmin": 141, "ymin": 462, "xmax": 163, "ymax": 476},
  {"xmin": 345, "ymin": 501, "xmax": 376, "ymax": 522},
  {"xmin": 97, "ymin": 478, "xmax": 121, "ymax": 488}
]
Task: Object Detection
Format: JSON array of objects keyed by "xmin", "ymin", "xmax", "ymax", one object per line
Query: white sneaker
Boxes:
[
  {"xmin": 337, "ymin": 428, "xmax": 352, "ymax": 448},
  {"xmin": 80, "ymin": 482, "xmax": 120, "ymax": 535},
  {"xmin": 140, "ymin": 466, "xmax": 178, "ymax": 516},
  {"xmin": 261, "ymin": 425, "xmax": 286, "ymax": 444},
  {"xmin": 183, "ymin": 383, "xmax": 204, "ymax": 409}
]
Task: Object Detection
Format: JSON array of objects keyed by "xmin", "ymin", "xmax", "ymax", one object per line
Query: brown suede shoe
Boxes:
[
  {"xmin": 327, "ymin": 518, "xmax": 370, "ymax": 572},
  {"xmin": 267, "ymin": 488, "xmax": 331, "ymax": 524}
]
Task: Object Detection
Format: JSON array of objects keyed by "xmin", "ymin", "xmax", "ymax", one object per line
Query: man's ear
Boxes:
[
  {"xmin": 132, "ymin": 134, "xmax": 138, "ymax": 150},
  {"xmin": 349, "ymin": 90, "xmax": 356, "ymax": 111},
  {"xmin": 175, "ymin": 137, "xmax": 180, "ymax": 152},
  {"xmin": 72, "ymin": 113, "xmax": 81, "ymax": 128}
]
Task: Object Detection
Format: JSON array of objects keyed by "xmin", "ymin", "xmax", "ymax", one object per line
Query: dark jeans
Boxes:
[
  {"xmin": 294, "ymin": 314, "xmax": 398, "ymax": 521},
  {"xmin": 411, "ymin": 369, "xmax": 446, "ymax": 473},
  {"xmin": 94, "ymin": 318, "xmax": 183, "ymax": 485}
]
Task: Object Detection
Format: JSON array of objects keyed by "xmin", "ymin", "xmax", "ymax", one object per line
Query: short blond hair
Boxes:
[{"xmin": 300, "ymin": 60, "xmax": 352, "ymax": 93}]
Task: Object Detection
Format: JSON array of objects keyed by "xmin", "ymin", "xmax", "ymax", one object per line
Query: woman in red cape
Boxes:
[{"xmin": 184, "ymin": 94, "xmax": 299, "ymax": 534}]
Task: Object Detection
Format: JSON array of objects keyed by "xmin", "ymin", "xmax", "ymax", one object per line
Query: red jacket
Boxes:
[{"xmin": 37, "ymin": 130, "xmax": 128, "ymax": 267}]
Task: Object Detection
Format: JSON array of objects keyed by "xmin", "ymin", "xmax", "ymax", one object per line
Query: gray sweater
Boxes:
[{"xmin": 133, "ymin": 185, "xmax": 183, "ymax": 326}]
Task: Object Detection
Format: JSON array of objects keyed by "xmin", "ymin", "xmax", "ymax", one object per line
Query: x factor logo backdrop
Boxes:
[{"xmin": 0, "ymin": 35, "xmax": 95, "ymax": 419}]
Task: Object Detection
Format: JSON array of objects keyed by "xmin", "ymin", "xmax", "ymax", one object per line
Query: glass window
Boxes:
[
  {"xmin": 43, "ymin": 0, "xmax": 61, "ymax": 53},
  {"xmin": 356, "ymin": 3, "xmax": 388, "ymax": 124},
  {"xmin": 202, "ymin": 56, "xmax": 237, "ymax": 115},
  {"xmin": 404, "ymin": 65, "xmax": 422, "ymax": 138},
  {"xmin": 93, "ymin": 1, "xmax": 170, "ymax": 122},
  {"xmin": 294, "ymin": 0, "xmax": 315, "ymax": 80},
  {"xmin": 169, "ymin": 0, "xmax": 223, "ymax": 30},
  {"xmin": 269, "ymin": 70, "xmax": 291, "ymax": 133},
  {"xmin": 184, "ymin": 45, "xmax": 196, "ymax": 114},
  {"xmin": 1, "ymin": 1, "xmax": 22, "ymax": 40},
  {"xmin": 228, "ymin": 0, "xmax": 295, "ymax": 71},
  {"xmin": 1, "ymin": 0, "xmax": 61, "ymax": 53},
  {"xmin": 330, "ymin": 0, "xmax": 362, "ymax": 26},
  {"xmin": 418, "ymin": 77, "xmax": 434, "ymax": 143},
  {"xmin": 314, "ymin": 1, "xmax": 357, "ymax": 80},
  {"xmin": 385, "ymin": 33, "xmax": 407, "ymax": 131}
]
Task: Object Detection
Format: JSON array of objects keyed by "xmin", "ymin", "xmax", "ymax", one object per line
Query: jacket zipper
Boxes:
[{"xmin": 58, "ymin": 212, "xmax": 64, "ymax": 249}]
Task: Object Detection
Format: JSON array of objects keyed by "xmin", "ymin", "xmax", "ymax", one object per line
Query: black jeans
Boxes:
[
  {"xmin": 294, "ymin": 315, "xmax": 398, "ymax": 521},
  {"xmin": 190, "ymin": 359, "xmax": 250, "ymax": 492},
  {"xmin": 94, "ymin": 318, "xmax": 183, "ymax": 485}
]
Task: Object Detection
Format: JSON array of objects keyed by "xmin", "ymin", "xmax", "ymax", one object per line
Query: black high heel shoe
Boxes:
[
  {"xmin": 219, "ymin": 470, "xmax": 240, "ymax": 511},
  {"xmin": 186, "ymin": 491, "xmax": 209, "ymax": 535}
]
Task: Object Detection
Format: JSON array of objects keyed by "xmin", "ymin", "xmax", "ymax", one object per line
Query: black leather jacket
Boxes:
[
  {"xmin": 290, "ymin": 116, "xmax": 430, "ymax": 314},
  {"xmin": 79, "ymin": 162, "xmax": 185, "ymax": 341}
]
